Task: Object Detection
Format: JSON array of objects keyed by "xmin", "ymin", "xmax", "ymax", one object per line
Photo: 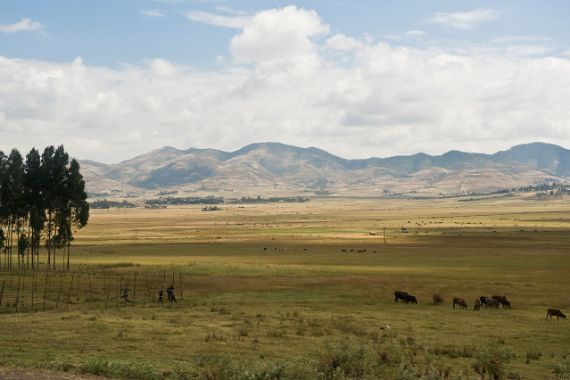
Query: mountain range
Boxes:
[{"xmin": 80, "ymin": 142, "xmax": 570, "ymax": 198}]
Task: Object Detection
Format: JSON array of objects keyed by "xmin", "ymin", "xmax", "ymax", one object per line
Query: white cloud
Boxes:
[
  {"xmin": 187, "ymin": 11, "xmax": 250, "ymax": 29},
  {"xmin": 325, "ymin": 34, "xmax": 365, "ymax": 51},
  {"xmin": 1, "ymin": 7, "xmax": 570, "ymax": 163},
  {"xmin": 0, "ymin": 18, "xmax": 44, "ymax": 33},
  {"xmin": 230, "ymin": 5, "xmax": 329, "ymax": 78},
  {"xmin": 428, "ymin": 9, "xmax": 499, "ymax": 30},
  {"xmin": 140, "ymin": 9, "xmax": 167, "ymax": 18}
]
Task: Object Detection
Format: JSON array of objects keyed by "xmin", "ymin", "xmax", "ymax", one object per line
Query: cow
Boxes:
[
  {"xmin": 405, "ymin": 294, "xmax": 418, "ymax": 304},
  {"xmin": 492, "ymin": 295, "xmax": 511, "ymax": 308},
  {"xmin": 546, "ymin": 309, "xmax": 566, "ymax": 320},
  {"xmin": 432, "ymin": 294, "xmax": 444, "ymax": 305},
  {"xmin": 452, "ymin": 297, "xmax": 467, "ymax": 309},
  {"xmin": 479, "ymin": 296, "xmax": 489, "ymax": 308},
  {"xmin": 394, "ymin": 291, "xmax": 408, "ymax": 303},
  {"xmin": 485, "ymin": 298, "xmax": 501, "ymax": 308},
  {"xmin": 474, "ymin": 299, "xmax": 482, "ymax": 311}
]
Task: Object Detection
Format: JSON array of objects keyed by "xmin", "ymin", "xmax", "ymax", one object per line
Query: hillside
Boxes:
[{"xmin": 80, "ymin": 142, "xmax": 570, "ymax": 198}]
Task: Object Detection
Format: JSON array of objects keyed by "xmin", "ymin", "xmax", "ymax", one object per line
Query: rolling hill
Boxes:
[{"xmin": 80, "ymin": 142, "xmax": 570, "ymax": 198}]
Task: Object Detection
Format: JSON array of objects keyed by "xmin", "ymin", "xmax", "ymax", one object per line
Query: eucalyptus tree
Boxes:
[
  {"xmin": 1, "ymin": 150, "xmax": 26, "ymax": 269},
  {"xmin": 0, "ymin": 150, "xmax": 6, "ymax": 268},
  {"xmin": 0, "ymin": 145, "xmax": 88, "ymax": 271},
  {"xmin": 24, "ymin": 148, "xmax": 44, "ymax": 269},
  {"xmin": 62, "ymin": 159, "xmax": 89, "ymax": 270},
  {"xmin": 41, "ymin": 146, "xmax": 70, "ymax": 269}
]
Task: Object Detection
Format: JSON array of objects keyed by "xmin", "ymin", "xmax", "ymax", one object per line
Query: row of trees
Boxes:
[{"xmin": 0, "ymin": 145, "xmax": 89, "ymax": 271}]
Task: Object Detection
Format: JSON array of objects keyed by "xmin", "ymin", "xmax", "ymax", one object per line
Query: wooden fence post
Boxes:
[
  {"xmin": 0, "ymin": 281, "xmax": 5, "ymax": 307},
  {"xmin": 145, "ymin": 271, "xmax": 151, "ymax": 301},
  {"xmin": 31, "ymin": 274, "xmax": 35, "ymax": 311},
  {"xmin": 66, "ymin": 274, "xmax": 75, "ymax": 311},
  {"xmin": 15, "ymin": 274, "xmax": 21, "ymax": 312},
  {"xmin": 43, "ymin": 271, "xmax": 49, "ymax": 311}
]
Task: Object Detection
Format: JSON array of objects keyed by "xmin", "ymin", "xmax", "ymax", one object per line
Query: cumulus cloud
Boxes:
[
  {"xmin": 1, "ymin": 6, "xmax": 569, "ymax": 163},
  {"xmin": 428, "ymin": 9, "xmax": 499, "ymax": 30},
  {"xmin": 187, "ymin": 11, "xmax": 250, "ymax": 29},
  {"xmin": 325, "ymin": 34, "xmax": 365, "ymax": 51},
  {"xmin": 0, "ymin": 18, "xmax": 44, "ymax": 33}
]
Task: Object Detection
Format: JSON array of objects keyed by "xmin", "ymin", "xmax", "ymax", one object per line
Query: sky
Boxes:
[{"xmin": 1, "ymin": 0, "xmax": 570, "ymax": 163}]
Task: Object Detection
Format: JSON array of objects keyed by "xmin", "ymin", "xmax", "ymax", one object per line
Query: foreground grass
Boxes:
[{"xmin": 1, "ymin": 196, "xmax": 569, "ymax": 379}]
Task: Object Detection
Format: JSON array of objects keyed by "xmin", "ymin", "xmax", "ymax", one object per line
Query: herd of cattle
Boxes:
[{"xmin": 394, "ymin": 291, "xmax": 566, "ymax": 319}]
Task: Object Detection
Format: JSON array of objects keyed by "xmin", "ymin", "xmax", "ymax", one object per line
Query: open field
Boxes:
[{"xmin": 1, "ymin": 194, "xmax": 570, "ymax": 379}]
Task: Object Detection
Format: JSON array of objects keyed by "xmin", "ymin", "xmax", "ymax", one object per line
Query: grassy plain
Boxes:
[{"xmin": 1, "ymin": 194, "xmax": 569, "ymax": 379}]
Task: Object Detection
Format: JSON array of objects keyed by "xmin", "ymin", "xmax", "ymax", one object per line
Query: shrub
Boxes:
[
  {"xmin": 553, "ymin": 360, "xmax": 570, "ymax": 380},
  {"xmin": 472, "ymin": 341, "xmax": 513, "ymax": 380}
]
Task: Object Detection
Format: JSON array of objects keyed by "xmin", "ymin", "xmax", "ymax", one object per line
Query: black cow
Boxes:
[
  {"xmin": 485, "ymin": 298, "xmax": 501, "ymax": 308},
  {"xmin": 479, "ymin": 296, "xmax": 488, "ymax": 307},
  {"xmin": 546, "ymin": 309, "xmax": 566, "ymax": 320},
  {"xmin": 492, "ymin": 295, "xmax": 511, "ymax": 308},
  {"xmin": 395, "ymin": 291, "xmax": 408, "ymax": 303},
  {"xmin": 405, "ymin": 294, "xmax": 418, "ymax": 304}
]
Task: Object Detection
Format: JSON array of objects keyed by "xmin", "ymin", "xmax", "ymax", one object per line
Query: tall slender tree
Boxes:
[
  {"xmin": 1, "ymin": 150, "xmax": 26, "ymax": 269},
  {"xmin": 24, "ymin": 148, "xmax": 44, "ymax": 269},
  {"xmin": 0, "ymin": 145, "xmax": 88, "ymax": 271}
]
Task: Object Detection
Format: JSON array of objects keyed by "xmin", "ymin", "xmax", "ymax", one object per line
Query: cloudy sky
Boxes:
[{"xmin": 1, "ymin": 0, "xmax": 569, "ymax": 163}]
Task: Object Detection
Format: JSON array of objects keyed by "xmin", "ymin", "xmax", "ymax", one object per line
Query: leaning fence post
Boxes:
[
  {"xmin": 43, "ymin": 271, "xmax": 49, "ymax": 311},
  {"xmin": 145, "ymin": 271, "xmax": 150, "ymax": 301},
  {"xmin": 66, "ymin": 273, "xmax": 75, "ymax": 311},
  {"xmin": 15, "ymin": 275, "xmax": 21, "ymax": 312},
  {"xmin": 31, "ymin": 274, "xmax": 35, "ymax": 311},
  {"xmin": 0, "ymin": 281, "xmax": 5, "ymax": 307}
]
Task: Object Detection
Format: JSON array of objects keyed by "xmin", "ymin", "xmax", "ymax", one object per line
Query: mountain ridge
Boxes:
[{"xmin": 80, "ymin": 142, "xmax": 570, "ymax": 197}]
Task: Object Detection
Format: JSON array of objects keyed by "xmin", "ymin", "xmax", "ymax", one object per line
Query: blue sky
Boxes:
[
  {"xmin": 1, "ymin": 1, "xmax": 570, "ymax": 162},
  {"xmin": 2, "ymin": 0, "xmax": 569, "ymax": 66}
]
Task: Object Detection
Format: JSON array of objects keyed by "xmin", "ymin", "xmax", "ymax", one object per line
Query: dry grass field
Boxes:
[{"xmin": 1, "ymin": 194, "xmax": 569, "ymax": 379}]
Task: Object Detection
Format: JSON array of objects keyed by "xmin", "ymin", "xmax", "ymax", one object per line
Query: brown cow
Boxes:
[
  {"xmin": 492, "ymin": 295, "xmax": 511, "ymax": 308},
  {"xmin": 453, "ymin": 297, "xmax": 467, "ymax": 309},
  {"xmin": 546, "ymin": 309, "xmax": 566, "ymax": 320},
  {"xmin": 474, "ymin": 299, "xmax": 482, "ymax": 311},
  {"xmin": 433, "ymin": 294, "xmax": 444, "ymax": 305}
]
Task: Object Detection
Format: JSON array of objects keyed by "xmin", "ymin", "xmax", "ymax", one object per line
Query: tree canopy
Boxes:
[{"xmin": 0, "ymin": 145, "xmax": 89, "ymax": 270}]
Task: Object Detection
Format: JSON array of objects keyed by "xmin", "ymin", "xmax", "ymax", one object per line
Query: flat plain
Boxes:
[{"xmin": 1, "ymin": 194, "xmax": 569, "ymax": 379}]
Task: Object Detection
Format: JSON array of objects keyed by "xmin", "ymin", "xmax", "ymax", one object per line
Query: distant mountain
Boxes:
[{"xmin": 80, "ymin": 142, "xmax": 570, "ymax": 198}]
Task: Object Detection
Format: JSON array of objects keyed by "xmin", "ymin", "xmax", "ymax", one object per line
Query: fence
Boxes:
[{"xmin": 0, "ymin": 268, "xmax": 184, "ymax": 313}]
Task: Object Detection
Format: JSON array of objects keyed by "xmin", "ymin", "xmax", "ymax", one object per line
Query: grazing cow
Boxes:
[
  {"xmin": 546, "ymin": 309, "xmax": 566, "ymax": 320},
  {"xmin": 452, "ymin": 297, "xmax": 467, "ymax": 309},
  {"xmin": 395, "ymin": 291, "xmax": 408, "ymax": 303},
  {"xmin": 485, "ymin": 298, "xmax": 501, "ymax": 308},
  {"xmin": 492, "ymin": 295, "xmax": 511, "ymax": 308},
  {"xmin": 405, "ymin": 294, "xmax": 418, "ymax": 304},
  {"xmin": 474, "ymin": 299, "xmax": 482, "ymax": 311},
  {"xmin": 432, "ymin": 294, "xmax": 444, "ymax": 305},
  {"xmin": 479, "ymin": 296, "xmax": 489, "ymax": 307}
]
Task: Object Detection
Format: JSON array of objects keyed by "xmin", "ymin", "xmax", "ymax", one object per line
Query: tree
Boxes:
[
  {"xmin": 1, "ymin": 150, "xmax": 26, "ymax": 269},
  {"xmin": 24, "ymin": 148, "xmax": 44, "ymax": 269}
]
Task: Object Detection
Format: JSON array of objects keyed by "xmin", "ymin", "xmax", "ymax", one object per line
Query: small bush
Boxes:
[
  {"xmin": 525, "ymin": 351, "xmax": 542, "ymax": 362},
  {"xmin": 81, "ymin": 358, "xmax": 159, "ymax": 379},
  {"xmin": 553, "ymin": 360, "xmax": 570, "ymax": 380},
  {"xmin": 472, "ymin": 341, "xmax": 513, "ymax": 380}
]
